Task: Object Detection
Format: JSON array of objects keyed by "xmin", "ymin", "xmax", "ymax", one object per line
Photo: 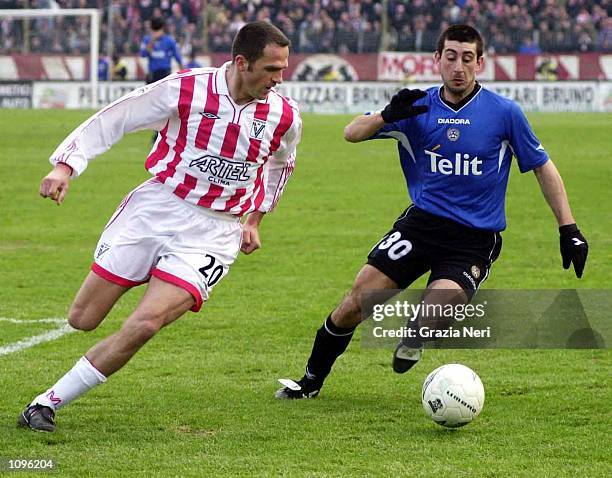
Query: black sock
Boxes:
[{"xmin": 305, "ymin": 315, "xmax": 356, "ymax": 384}]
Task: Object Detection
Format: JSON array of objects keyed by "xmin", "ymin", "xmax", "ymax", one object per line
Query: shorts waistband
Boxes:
[
  {"xmin": 408, "ymin": 205, "xmax": 497, "ymax": 236},
  {"xmin": 152, "ymin": 177, "xmax": 240, "ymax": 223},
  {"xmin": 197, "ymin": 205, "xmax": 240, "ymax": 222}
]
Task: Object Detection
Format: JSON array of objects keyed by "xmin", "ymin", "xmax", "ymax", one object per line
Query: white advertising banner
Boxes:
[
  {"xmin": 32, "ymin": 81, "xmax": 143, "ymax": 109},
  {"xmin": 277, "ymin": 81, "xmax": 609, "ymax": 114},
  {"xmin": 31, "ymin": 80, "xmax": 610, "ymax": 113}
]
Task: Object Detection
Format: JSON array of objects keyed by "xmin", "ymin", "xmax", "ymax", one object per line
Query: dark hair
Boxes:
[
  {"xmin": 231, "ymin": 21, "xmax": 290, "ymax": 63},
  {"xmin": 436, "ymin": 24, "xmax": 484, "ymax": 58},
  {"xmin": 151, "ymin": 17, "xmax": 165, "ymax": 31}
]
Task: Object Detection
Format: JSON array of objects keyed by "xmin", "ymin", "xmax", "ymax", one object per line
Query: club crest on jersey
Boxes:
[
  {"xmin": 447, "ymin": 127, "xmax": 460, "ymax": 141},
  {"xmin": 470, "ymin": 265, "xmax": 481, "ymax": 279},
  {"xmin": 250, "ymin": 119, "xmax": 266, "ymax": 140}
]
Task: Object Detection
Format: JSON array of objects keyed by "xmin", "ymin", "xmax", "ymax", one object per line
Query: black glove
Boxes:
[
  {"xmin": 381, "ymin": 89, "xmax": 428, "ymax": 123},
  {"xmin": 559, "ymin": 224, "xmax": 588, "ymax": 278}
]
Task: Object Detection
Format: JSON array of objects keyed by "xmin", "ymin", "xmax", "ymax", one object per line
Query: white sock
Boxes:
[{"xmin": 31, "ymin": 356, "xmax": 107, "ymax": 410}]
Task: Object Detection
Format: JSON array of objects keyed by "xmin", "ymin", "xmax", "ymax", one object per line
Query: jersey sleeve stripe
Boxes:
[
  {"xmin": 239, "ymin": 165, "xmax": 264, "ymax": 215},
  {"xmin": 252, "ymin": 168, "xmax": 267, "ymax": 211},
  {"xmin": 157, "ymin": 75, "xmax": 196, "ymax": 183},
  {"xmin": 145, "ymin": 120, "xmax": 170, "ymax": 170},
  {"xmin": 223, "ymin": 187, "xmax": 247, "ymax": 212},
  {"xmin": 268, "ymin": 98, "xmax": 294, "ymax": 156}
]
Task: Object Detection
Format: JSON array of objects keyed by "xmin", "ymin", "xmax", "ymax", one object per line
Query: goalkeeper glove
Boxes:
[
  {"xmin": 559, "ymin": 224, "xmax": 588, "ymax": 278},
  {"xmin": 381, "ymin": 89, "xmax": 428, "ymax": 123}
]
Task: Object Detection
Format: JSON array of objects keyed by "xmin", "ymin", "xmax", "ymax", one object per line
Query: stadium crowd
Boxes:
[{"xmin": 0, "ymin": 0, "xmax": 610, "ymax": 55}]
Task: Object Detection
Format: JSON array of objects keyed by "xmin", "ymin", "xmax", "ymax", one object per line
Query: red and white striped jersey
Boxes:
[{"xmin": 50, "ymin": 62, "xmax": 302, "ymax": 215}]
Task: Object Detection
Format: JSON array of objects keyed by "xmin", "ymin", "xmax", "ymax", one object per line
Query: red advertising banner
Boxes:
[{"xmin": 1, "ymin": 52, "xmax": 610, "ymax": 81}]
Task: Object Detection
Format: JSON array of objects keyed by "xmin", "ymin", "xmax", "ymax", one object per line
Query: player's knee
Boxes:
[
  {"xmin": 67, "ymin": 305, "xmax": 99, "ymax": 331},
  {"xmin": 124, "ymin": 313, "xmax": 164, "ymax": 344},
  {"xmin": 335, "ymin": 289, "xmax": 364, "ymax": 326}
]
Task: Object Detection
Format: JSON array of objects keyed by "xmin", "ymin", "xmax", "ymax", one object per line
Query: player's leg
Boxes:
[
  {"xmin": 393, "ymin": 279, "xmax": 467, "ymax": 373},
  {"xmin": 19, "ymin": 278, "xmax": 194, "ymax": 432},
  {"xmin": 67, "ymin": 271, "xmax": 130, "ymax": 331},
  {"xmin": 276, "ymin": 207, "xmax": 430, "ymax": 399},
  {"xmin": 67, "ymin": 179, "xmax": 161, "ymax": 333},
  {"xmin": 19, "ymin": 180, "xmax": 198, "ymax": 432},
  {"xmin": 393, "ymin": 229, "xmax": 502, "ymax": 373},
  {"xmin": 84, "ymin": 277, "xmax": 194, "ymax": 376},
  {"xmin": 276, "ymin": 265, "xmax": 396, "ymax": 399}
]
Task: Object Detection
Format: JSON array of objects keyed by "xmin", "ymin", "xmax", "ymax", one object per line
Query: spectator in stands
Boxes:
[
  {"xmin": 1, "ymin": 0, "xmax": 610, "ymax": 55},
  {"xmin": 519, "ymin": 36, "xmax": 542, "ymax": 54},
  {"xmin": 140, "ymin": 16, "xmax": 183, "ymax": 83},
  {"xmin": 111, "ymin": 53, "xmax": 128, "ymax": 80},
  {"xmin": 597, "ymin": 16, "xmax": 612, "ymax": 51}
]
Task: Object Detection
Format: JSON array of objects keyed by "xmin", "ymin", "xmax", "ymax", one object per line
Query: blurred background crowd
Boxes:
[{"xmin": 0, "ymin": 0, "xmax": 610, "ymax": 56}]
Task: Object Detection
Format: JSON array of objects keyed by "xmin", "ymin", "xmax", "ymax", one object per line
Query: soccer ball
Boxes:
[{"xmin": 421, "ymin": 363, "xmax": 485, "ymax": 428}]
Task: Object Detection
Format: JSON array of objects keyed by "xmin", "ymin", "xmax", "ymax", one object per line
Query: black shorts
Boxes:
[
  {"xmin": 367, "ymin": 205, "xmax": 502, "ymax": 298},
  {"xmin": 146, "ymin": 68, "xmax": 172, "ymax": 84}
]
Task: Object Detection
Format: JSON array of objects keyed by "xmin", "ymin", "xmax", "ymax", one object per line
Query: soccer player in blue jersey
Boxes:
[
  {"xmin": 140, "ymin": 17, "xmax": 184, "ymax": 84},
  {"xmin": 276, "ymin": 24, "xmax": 589, "ymax": 399}
]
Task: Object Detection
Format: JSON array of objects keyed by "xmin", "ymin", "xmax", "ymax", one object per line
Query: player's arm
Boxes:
[
  {"xmin": 41, "ymin": 79, "xmax": 175, "ymax": 205},
  {"xmin": 242, "ymin": 104, "xmax": 302, "ymax": 254},
  {"xmin": 533, "ymin": 160, "xmax": 574, "ymax": 226},
  {"xmin": 39, "ymin": 163, "xmax": 72, "ymax": 205},
  {"xmin": 344, "ymin": 112, "xmax": 385, "ymax": 143},
  {"xmin": 172, "ymin": 40, "xmax": 184, "ymax": 70},
  {"xmin": 344, "ymin": 89, "xmax": 428, "ymax": 143},
  {"xmin": 241, "ymin": 211, "xmax": 264, "ymax": 255},
  {"xmin": 140, "ymin": 35, "xmax": 151, "ymax": 57},
  {"xmin": 534, "ymin": 160, "xmax": 588, "ymax": 278}
]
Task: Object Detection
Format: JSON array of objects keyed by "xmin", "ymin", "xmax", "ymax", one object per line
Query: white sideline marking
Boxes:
[
  {"xmin": 0, "ymin": 318, "xmax": 75, "ymax": 357},
  {"xmin": 0, "ymin": 317, "xmax": 67, "ymax": 324}
]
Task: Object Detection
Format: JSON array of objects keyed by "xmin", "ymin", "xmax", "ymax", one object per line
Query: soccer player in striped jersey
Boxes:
[
  {"xmin": 18, "ymin": 21, "xmax": 301, "ymax": 432},
  {"xmin": 276, "ymin": 24, "xmax": 588, "ymax": 399}
]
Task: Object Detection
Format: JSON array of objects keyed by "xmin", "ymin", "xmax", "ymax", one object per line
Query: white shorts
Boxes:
[{"xmin": 92, "ymin": 178, "xmax": 242, "ymax": 312}]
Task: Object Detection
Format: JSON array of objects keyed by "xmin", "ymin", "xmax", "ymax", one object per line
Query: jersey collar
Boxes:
[
  {"xmin": 215, "ymin": 61, "xmax": 268, "ymax": 104},
  {"xmin": 437, "ymin": 82, "xmax": 482, "ymax": 113}
]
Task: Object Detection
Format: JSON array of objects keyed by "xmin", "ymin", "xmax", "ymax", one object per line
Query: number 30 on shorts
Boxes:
[
  {"xmin": 198, "ymin": 254, "xmax": 226, "ymax": 288},
  {"xmin": 376, "ymin": 231, "xmax": 413, "ymax": 260}
]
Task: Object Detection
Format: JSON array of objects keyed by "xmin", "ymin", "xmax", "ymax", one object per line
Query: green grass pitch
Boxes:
[{"xmin": 0, "ymin": 109, "xmax": 610, "ymax": 477}]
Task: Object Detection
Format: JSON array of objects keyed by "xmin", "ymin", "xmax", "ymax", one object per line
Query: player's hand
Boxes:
[
  {"xmin": 241, "ymin": 224, "xmax": 261, "ymax": 255},
  {"xmin": 381, "ymin": 89, "xmax": 428, "ymax": 123},
  {"xmin": 39, "ymin": 163, "xmax": 72, "ymax": 206},
  {"xmin": 559, "ymin": 224, "xmax": 588, "ymax": 278}
]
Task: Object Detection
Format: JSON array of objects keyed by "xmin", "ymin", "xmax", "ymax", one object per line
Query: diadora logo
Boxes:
[
  {"xmin": 438, "ymin": 118, "xmax": 471, "ymax": 125},
  {"xmin": 250, "ymin": 119, "xmax": 266, "ymax": 140},
  {"xmin": 189, "ymin": 155, "xmax": 251, "ymax": 186},
  {"xmin": 425, "ymin": 149, "xmax": 482, "ymax": 176}
]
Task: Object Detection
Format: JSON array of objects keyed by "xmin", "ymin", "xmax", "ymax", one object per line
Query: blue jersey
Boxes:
[
  {"xmin": 140, "ymin": 34, "xmax": 183, "ymax": 73},
  {"xmin": 98, "ymin": 58, "xmax": 109, "ymax": 81},
  {"xmin": 372, "ymin": 85, "xmax": 548, "ymax": 231}
]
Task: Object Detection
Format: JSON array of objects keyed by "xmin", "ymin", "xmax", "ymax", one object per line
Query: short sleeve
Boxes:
[{"xmin": 507, "ymin": 102, "xmax": 549, "ymax": 173}]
